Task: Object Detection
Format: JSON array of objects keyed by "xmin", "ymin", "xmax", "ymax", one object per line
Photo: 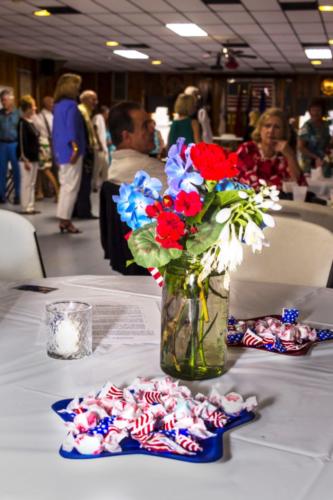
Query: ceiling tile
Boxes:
[
  {"xmin": 261, "ymin": 24, "xmax": 294, "ymax": 35},
  {"xmin": 210, "ymin": 5, "xmax": 245, "ymax": 12},
  {"xmin": 92, "ymin": 0, "xmax": 140, "ymax": 13},
  {"xmin": 203, "ymin": 25, "xmax": 234, "ymax": 36},
  {"xmin": 90, "ymin": 13, "xmax": 130, "ymax": 25},
  {"xmin": 294, "ymin": 23, "xmax": 325, "ymax": 34},
  {"xmin": 153, "ymin": 13, "xmax": 190, "ymax": 23},
  {"xmin": 286, "ymin": 11, "xmax": 321, "ymax": 23},
  {"xmin": 298, "ymin": 34, "xmax": 328, "ymax": 43},
  {"xmin": 241, "ymin": 0, "xmax": 281, "ymax": 10},
  {"xmin": 121, "ymin": 13, "xmax": 161, "ymax": 25},
  {"xmin": 252, "ymin": 11, "xmax": 287, "ymax": 23},
  {"xmin": 231, "ymin": 24, "xmax": 264, "ymax": 34},
  {"xmin": 220, "ymin": 12, "xmax": 254, "ymax": 24},
  {"xmin": 165, "ymin": 0, "xmax": 207, "ymax": 11},
  {"xmin": 186, "ymin": 12, "xmax": 220, "ymax": 24},
  {"xmin": 131, "ymin": 0, "xmax": 173, "ymax": 12}
]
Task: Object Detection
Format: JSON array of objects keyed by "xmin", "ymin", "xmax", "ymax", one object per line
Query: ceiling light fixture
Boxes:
[
  {"xmin": 305, "ymin": 48, "xmax": 332, "ymax": 59},
  {"xmin": 33, "ymin": 9, "xmax": 51, "ymax": 17},
  {"xmin": 311, "ymin": 60, "xmax": 322, "ymax": 65},
  {"xmin": 105, "ymin": 41, "xmax": 119, "ymax": 47},
  {"xmin": 113, "ymin": 50, "xmax": 149, "ymax": 59},
  {"xmin": 151, "ymin": 60, "xmax": 162, "ymax": 65},
  {"xmin": 329, "ymin": 39, "xmax": 333, "ymax": 44},
  {"xmin": 319, "ymin": 5, "xmax": 333, "ymax": 12},
  {"xmin": 166, "ymin": 23, "xmax": 208, "ymax": 37}
]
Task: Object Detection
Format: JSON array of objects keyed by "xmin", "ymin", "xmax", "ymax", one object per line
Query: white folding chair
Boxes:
[
  {"xmin": 0, "ymin": 210, "xmax": 46, "ymax": 281},
  {"xmin": 231, "ymin": 215, "xmax": 333, "ymax": 288}
]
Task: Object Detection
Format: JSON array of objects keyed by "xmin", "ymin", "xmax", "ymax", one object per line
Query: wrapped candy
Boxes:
[
  {"xmin": 227, "ymin": 308, "xmax": 333, "ymax": 354},
  {"xmin": 58, "ymin": 376, "xmax": 258, "ymax": 457}
]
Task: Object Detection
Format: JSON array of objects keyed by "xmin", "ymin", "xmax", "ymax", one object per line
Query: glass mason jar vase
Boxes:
[{"xmin": 160, "ymin": 253, "xmax": 229, "ymax": 380}]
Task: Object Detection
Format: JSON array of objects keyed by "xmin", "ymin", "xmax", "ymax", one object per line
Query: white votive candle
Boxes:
[{"xmin": 55, "ymin": 319, "xmax": 79, "ymax": 356}]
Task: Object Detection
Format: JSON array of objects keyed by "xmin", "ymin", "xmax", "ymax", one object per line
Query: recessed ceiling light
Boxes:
[
  {"xmin": 113, "ymin": 50, "xmax": 149, "ymax": 59},
  {"xmin": 311, "ymin": 60, "xmax": 322, "ymax": 65},
  {"xmin": 305, "ymin": 48, "xmax": 332, "ymax": 59},
  {"xmin": 329, "ymin": 39, "xmax": 333, "ymax": 45},
  {"xmin": 33, "ymin": 9, "xmax": 51, "ymax": 17},
  {"xmin": 319, "ymin": 5, "xmax": 333, "ymax": 12},
  {"xmin": 166, "ymin": 23, "xmax": 208, "ymax": 37},
  {"xmin": 151, "ymin": 60, "xmax": 162, "ymax": 65},
  {"xmin": 105, "ymin": 41, "xmax": 119, "ymax": 47}
]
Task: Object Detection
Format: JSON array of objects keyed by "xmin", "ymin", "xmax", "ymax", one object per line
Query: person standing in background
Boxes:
[
  {"xmin": 73, "ymin": 90, "xmax": 98, "ymax": 219},
  {"xmin": 298, "ymin": 99, "xmax": 331, "ymax": 173},
  {"xmin": 168, "ymin": 93, "xmax": 200, "ymax": 148},
  {"xmin": 17, "ymin": 95, "xmax": 40, "ymax": 214},
  {"xmin": 0, "ymin": 89, "xmax": 20, "ymax": 204},
  {"xmin": 34, "ymin": 95, "xmax": 59, "ymax": 201},
  {"xmin": 148, "ymin": 119, "xmax": 165, "ymax": 159},
  {"xmin": 52, "ymin": 73, "xmax": 86, "ymax": 234},
  {"xmin": 92, "ymin": 104, "xmax": 109, "ymax": 192}
]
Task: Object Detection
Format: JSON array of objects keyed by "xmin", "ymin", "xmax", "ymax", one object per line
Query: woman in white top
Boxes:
[{"xmin": 92, "ymin": 105, "xmax": 109, "ymax": 191}]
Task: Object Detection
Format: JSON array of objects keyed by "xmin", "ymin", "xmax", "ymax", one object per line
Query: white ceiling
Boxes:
[{"xmin": 0, "ymin": 0, "xmax": 332, "ymax": 73}]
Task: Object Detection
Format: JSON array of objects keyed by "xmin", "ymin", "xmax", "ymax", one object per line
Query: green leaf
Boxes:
[
  {"xmin": 186, "ymin": 221, "xmax": 222, "ymax": 256},
  {"xmin": 186, "ymin": 191, "xmax": 216, "ymax": 225},
  {"xmin": 214, "ymin": 189, "xmax": 253, "ymax": 207},
  {"xmin": 128, "ymin": 223, "xmax": 182, "ymax": 268}
]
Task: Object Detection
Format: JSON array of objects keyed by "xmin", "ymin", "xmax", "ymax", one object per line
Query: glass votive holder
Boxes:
[{"xmin": 46, "ymin": 301, "xmax": 92, "ymax": 360}]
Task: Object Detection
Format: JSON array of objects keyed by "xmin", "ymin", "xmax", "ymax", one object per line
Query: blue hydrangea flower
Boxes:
[
  {"xmin": 112, "ymin": 170, "xmax": 162, "ymax": 230},
  {"xmin": 165, "ymin": 137, "xmax": 204, "ymax": 196},
  {"xmin": 216, "ymin": 179, "xmax": 250, "ymax": 191}
]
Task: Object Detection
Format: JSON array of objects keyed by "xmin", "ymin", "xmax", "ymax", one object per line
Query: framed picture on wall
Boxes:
[{"xmin": 18, "ymin": 69, "xmax": 32, "ymax": 98}]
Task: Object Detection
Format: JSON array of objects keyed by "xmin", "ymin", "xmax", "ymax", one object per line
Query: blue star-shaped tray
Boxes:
[{"xmin": 52, "ymin": 398, "xmax": 255, "ymax": 463}]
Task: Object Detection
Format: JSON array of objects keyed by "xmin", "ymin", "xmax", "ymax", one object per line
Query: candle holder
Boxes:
[{"xmin": 46, "ymin": 301, "xmax": 92, "ymax": 360}]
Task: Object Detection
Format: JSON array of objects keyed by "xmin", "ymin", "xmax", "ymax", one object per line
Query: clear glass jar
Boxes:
[
  {"xmin": 160, "ymin": 254, "xmax": 228, "ymax": 380},
  {"xmin": 46, "ymin": 301, "xmax": 92, "ymax": 360}
]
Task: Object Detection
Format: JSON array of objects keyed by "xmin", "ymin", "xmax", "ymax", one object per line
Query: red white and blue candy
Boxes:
[
  {"xmin": 58, "ymin": 377, "xmax": 257, "ymax": 456},
  {"xmin": 227, "ymin": 309, "xmax": 333, "ymax": 353}
]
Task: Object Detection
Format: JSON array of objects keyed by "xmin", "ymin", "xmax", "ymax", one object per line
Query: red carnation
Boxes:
[
  {"xmin": 156, "ymin": 211, "xmax": 185, "ymax": 240},
  {"xmin": 155, "ymin": 235, "xmax": 183, "ymax": 250},
  {"xmin": 190, "ymin": 142, "xmax": 239, "ymax": 181},
  {"xmin": 174, "ymin": 190, "xmax": 203, "ymax": 217},
  {"xmin": 146, "ymin": 201, "xmax": 163, "ymax": 218}
]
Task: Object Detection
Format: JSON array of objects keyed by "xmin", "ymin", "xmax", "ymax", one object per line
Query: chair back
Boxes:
[
  {"xmin": 0, "ymin": 210, "xmax": 46, "ymax": 281},
  {"xmin": 231, "ymin": 215, "xmax": 333, "ymax": 287},
  {"xmin": 99, "ymin": 182, "xmax": 148, "ymax": 275}
]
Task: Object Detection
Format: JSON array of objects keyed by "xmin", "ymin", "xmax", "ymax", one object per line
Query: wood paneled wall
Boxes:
[{"xmin": 1, "ymin": 49, "xmax": 332, "ymax": 133}]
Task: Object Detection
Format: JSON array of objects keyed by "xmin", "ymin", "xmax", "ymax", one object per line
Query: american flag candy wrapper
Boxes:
[
  {"xmin": 147, "ymin": 267, "xmax": 164, "ymax": 287},
  {"xmin": 98, "ymin": 382, "xmax": 123, "ymax": 400},
  {"xmin": 266, "ymin": 317, "xmax": 282, "ymax": 332},
  {"xmin": 142, "ymin": 391, "xmax": 164, "ymax": 405},
  {"xmin": 308, "ymin": 329, "xmax": 317, "ymax": 342},
  {"xmin": 175, "ymin": 433, "xmax": 203, "ymax": 453},
  {"xmin": 228, "ymin": 316, "xmax": 236, "ymax": 326},
  {"xmin": 73, "ymin": 411, "xmax": 99, "ymax": 433},
  {"xmin": 260, "ymin": 330, "xmax": 276, "ymax": 344},
  {"xmin": 138, "ymin": 432, "xmax": 190, "ymax": 455},
  {"xmin": 317, "ymin": 329, "xmax": 333, "ymax": 341},
  {"xmin": 243, "ymin": 328, "xmax": 264, "ymax": 347},
  {"xmin": 282, "ymin": 308, "xmax": 299, "ymax": 324},
  {"xmin": 278, "ymin": 324, "xmax": 296, "ymax": 341},
  {"xmin": 206, "ymin": 410, "xmax": 229, "ymax": 428},
  {"xmin": 297, "ymin": 324, "xmax": 312, "ymax": 341}
]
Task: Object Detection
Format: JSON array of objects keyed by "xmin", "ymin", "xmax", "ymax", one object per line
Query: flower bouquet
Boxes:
[{"xmin": 114, "ymin": 138, "xmax": 280, "ymax": 380}]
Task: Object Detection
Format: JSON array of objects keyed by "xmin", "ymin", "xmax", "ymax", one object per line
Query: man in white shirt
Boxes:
[{"xmin": 108, "ymin": 101, "xmax": 167, "ymax": 189}]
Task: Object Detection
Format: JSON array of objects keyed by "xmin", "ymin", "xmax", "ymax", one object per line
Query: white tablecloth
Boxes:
[{"xmin": 1, "ymin": 275, "xmax": 333, "ymax": 500}]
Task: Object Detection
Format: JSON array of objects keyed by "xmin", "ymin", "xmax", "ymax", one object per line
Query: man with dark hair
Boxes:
[
  {"xmin": 0, "ymin": 89, "xmax": 20, "ymax": 204},
  {"xmin": 108, "ymin": 101, "xmax": 166, "ymax": 187}
]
